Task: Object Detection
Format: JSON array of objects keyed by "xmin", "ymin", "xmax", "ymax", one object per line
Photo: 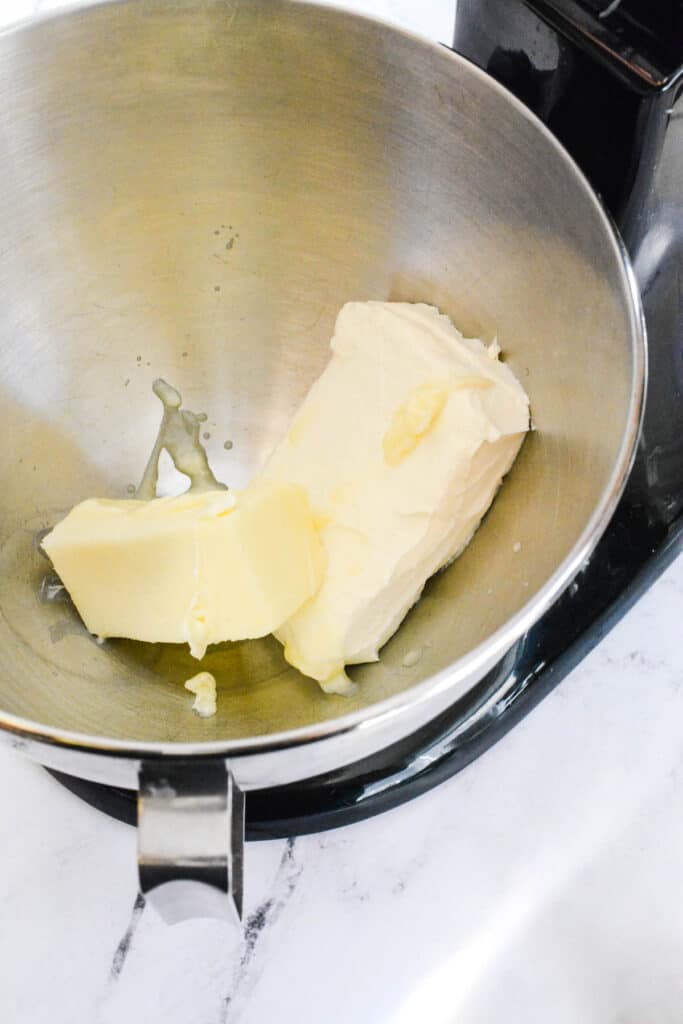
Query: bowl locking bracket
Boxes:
[{"xmin": 137, "ymin": 759, "xmax": 244, "ymax": 922}]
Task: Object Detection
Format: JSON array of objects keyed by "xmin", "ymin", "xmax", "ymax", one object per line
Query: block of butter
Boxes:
[
  {"xmin": 42, "ymin": 482, "xmax": 325, "ymax": 659},
  {"xmin": 261, "ymin": 302, "xmax": 530, "ymax": 691}
]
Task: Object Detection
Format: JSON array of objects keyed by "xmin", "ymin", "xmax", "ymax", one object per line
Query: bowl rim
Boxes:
[{"xmin": 0, "ymin": 0, "xmax": 647, "ymax": 764}]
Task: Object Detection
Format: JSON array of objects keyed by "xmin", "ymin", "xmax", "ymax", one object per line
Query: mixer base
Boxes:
[
  {"xmin": 48, "ymin": 510, "xmax": 683, "ymax": 836},
  {"xmin": 38, "ymin": 614, "xmax": 607, "ymax": 835},
  {"xmin": 47, "ymin": 668, "xmax": 532, "ymax": 836}
]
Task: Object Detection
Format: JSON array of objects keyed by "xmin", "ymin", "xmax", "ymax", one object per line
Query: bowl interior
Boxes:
[{"xmin": 0, "ymin": 0, "xmax": 640, "ymax": 744}]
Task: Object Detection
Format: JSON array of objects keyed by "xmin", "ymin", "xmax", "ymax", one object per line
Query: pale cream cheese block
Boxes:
[
  {"xmin": 42, "ymin": 481, "xmax": 325, "ymax": 659},
  {"xmin": 261, "ymin": 301, "xmax": 530, "ymax": 692}
]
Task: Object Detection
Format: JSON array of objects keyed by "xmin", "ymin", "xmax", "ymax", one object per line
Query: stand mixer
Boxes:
[
  {"xmin": 51, "ymin": 0, "xmax": 683, "ymax": 839},
  {"xmin": 0, "ymin": 0, "xmax": 669, "ymax": 918}
]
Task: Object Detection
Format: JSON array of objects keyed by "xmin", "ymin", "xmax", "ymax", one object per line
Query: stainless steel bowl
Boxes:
[{"xmin": 0, "ymin": 0, "xmax": 644, "ymax": 917}]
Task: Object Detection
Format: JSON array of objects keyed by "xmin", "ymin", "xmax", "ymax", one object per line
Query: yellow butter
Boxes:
[
  {"xmin": 42, "ymin": 481, "xmax": 325, "ymax": 658},
  {"xmin": 185, "ymin": 671, "xmax": 218, "ymax": 717}
]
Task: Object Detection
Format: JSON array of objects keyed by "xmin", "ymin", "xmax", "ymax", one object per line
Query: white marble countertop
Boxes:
[
  {"xmin": 4, "ymin": 555, "xmax": 683, "ymax": 1024},
  {"xmin": 2, "ymin": 1, "xmax": 683, "ymax": 1022}
]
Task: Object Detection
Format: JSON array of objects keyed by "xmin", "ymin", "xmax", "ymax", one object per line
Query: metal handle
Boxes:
[{"xmin": 137, "ymin": 759, "xmax": 244, "ymax": 923}]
